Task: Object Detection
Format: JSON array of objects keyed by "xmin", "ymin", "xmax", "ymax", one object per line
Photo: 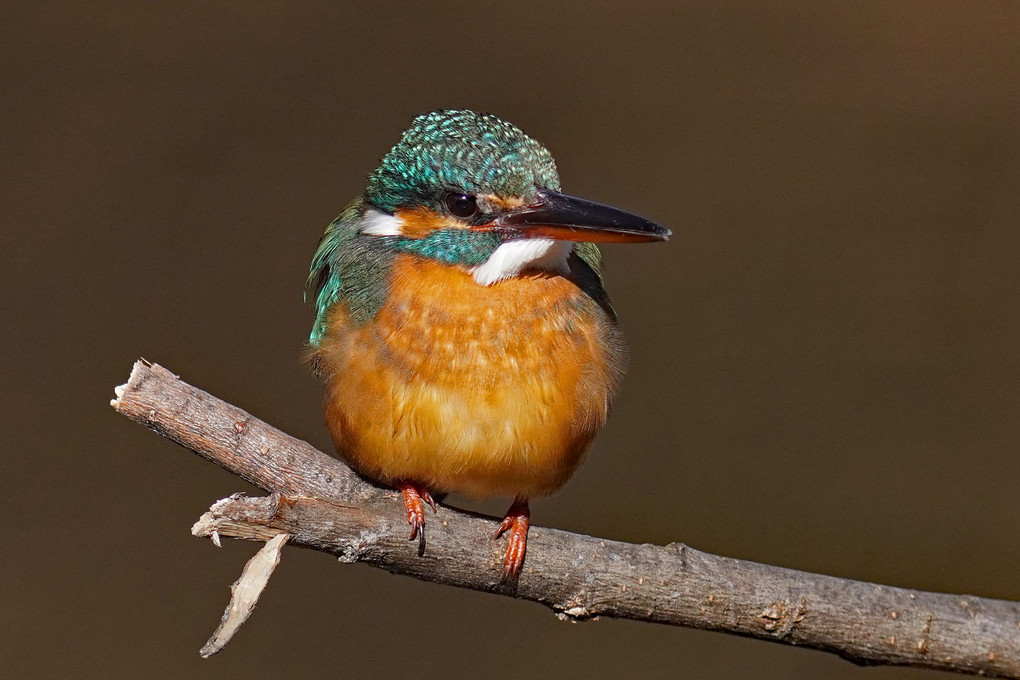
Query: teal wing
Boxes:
[
  {"xmin": 306, "ymin": 199, "xmax": 394, "ymax": 345},
  {"xmin": 570, "ymin": 242, "xmax": 616, "ymax": 321},
  {"xmin": 572, "ymin": 241, "xmax": 604, "ymax": 278}
]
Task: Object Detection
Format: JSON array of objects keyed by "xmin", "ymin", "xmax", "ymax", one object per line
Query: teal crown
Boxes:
[{"xmin": 365, "ymin": 110, "xmax": 561, "ymax": 212}]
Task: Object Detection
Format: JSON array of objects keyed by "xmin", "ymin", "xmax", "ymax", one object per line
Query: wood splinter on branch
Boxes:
[
  {"xmin": 197, "ymin": 527, "xmax": 290, "ymax": 658},
  {"xmin": 111, "ymin": 360, "xmax": 1020, "ymax": 678}
]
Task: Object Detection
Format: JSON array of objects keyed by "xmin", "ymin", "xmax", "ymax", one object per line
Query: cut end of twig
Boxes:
[
  {"xmin": 110, "ymin": 378, "xmax": 131, "ymax": 408},
  {"xmin": 199, "ymin": 532, "xmax": 290, "ymax": 658},
  {"xmin": 110, "ymin": 359, "xmax": 155, "ymax": 410}
]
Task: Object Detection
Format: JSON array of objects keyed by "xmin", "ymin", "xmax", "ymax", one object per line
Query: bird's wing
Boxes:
[
  {"xmin": 572, "ymin": 241, "xmax": 604, "ymax": 277},
  {"xmin": 306, "ymin": 199, "xmax": 395, "ymax": 345},
  {"xmin": 570, "ymin": 242, "xmax": 617, "ymax": 321}
]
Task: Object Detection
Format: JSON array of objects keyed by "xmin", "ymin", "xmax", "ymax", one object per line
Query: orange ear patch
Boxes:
[{"xmin": 394, "ymin": 206, "xmax": 461, "ymax": 239}]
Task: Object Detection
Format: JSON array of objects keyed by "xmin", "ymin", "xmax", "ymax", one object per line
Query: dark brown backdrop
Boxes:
[{"xmin": 3, "ymin": 2, "xmax": 1018, "ymax": 678}]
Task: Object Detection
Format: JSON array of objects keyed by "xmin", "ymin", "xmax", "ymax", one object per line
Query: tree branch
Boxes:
[{"xmin": 111, "ymin": 360, "xmax": 1020, "ymax": 677}]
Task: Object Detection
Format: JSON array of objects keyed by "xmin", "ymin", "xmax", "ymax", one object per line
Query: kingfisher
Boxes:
[{"xmin": 307, "ymin": 110, "xmax": 668, "ymax": 582}]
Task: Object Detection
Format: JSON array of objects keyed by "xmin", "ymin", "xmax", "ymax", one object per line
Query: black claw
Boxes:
[
  {"xmin": 416, "ymin": 525, "xmax": 426, "ymax": 557},
  {"xmin": 421, "ymin": 492, "xmax": 437, "ymax": 513},
  {"xmin": 407, "ymin": 520, "xmax": 426, "ymax": 556},
  {"xmin": 499, "ymin": 565, "xmax": 519, "ymax": 587}
]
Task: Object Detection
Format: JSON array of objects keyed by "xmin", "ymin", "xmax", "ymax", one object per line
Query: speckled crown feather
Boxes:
[{"xmin": 364, "ymin": 110, "xmax": 561, "ymax": 213}]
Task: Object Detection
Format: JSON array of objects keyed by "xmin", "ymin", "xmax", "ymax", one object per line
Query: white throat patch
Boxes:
[
  {"xmin": 359, "ymin": 208, "xmax": 402, "ymax": 236},
  {"xmin": 470, "ymin": 238, "xmax": 572, "ymax": 286}
]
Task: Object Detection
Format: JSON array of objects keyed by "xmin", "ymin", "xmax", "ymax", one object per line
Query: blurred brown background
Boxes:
[{"xmin": 3, "ymin": 2, "xmax": 1018, "ymax": 678}]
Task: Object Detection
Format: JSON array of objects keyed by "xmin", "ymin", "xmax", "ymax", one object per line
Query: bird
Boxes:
[{"xmin": 306, "ymin": 109, "xmax": 669, "ymax": 582}]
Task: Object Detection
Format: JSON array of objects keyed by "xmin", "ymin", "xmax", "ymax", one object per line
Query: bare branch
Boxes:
[{"xmin": 112, "ymin": 360, "xmax": 1020, "ymax": 678}]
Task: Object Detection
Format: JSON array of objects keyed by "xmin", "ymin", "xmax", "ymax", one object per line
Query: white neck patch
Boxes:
[
  {"xmin": 471, "ymin": 238, "xmax": 572, "ymax": 286},
  {"xmin": 359, "ymin": 208, "xmax": 402, "ymax": 236}
]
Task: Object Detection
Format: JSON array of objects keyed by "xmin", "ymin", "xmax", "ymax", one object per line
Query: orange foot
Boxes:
[
  {"xmin": 399, "ymin": 483, "xmax": 437, "ymax": 556},
  {"xmin": 494, "ymin": 498, "xmax": 530, "ymax": 584}
]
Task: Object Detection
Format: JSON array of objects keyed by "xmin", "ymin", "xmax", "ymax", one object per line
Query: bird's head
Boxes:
[{"xmin": 357, "ymin": 110, "xmax": 669, "ymax": 285}]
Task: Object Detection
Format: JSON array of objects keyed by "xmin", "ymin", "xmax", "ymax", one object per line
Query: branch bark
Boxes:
[{"xmin": 112, "ymin": 360, "xmax": 1020, "ymax": 677}]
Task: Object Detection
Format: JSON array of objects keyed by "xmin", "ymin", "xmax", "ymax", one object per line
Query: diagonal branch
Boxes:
[{"xmin": 111, "ymin": 360, "xmax": 1020, "ymax": 678}]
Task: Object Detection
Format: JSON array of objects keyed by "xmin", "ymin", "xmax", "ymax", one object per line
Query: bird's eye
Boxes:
[{"xmin": 444, "ymin": 193, "xmax": 478, "ymax": 219}]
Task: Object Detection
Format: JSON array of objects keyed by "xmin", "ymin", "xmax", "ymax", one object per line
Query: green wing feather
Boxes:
[
  {"xmin": 306, "ymin": 200, "xmax": 394, "ymax": 345},
  {"xmin": 572, "ymin": 242, "xmax": 604, "ymax": 277},
  {"xmin": 570, "ymin": 242, "xmax": 616, "ymax": 321}
]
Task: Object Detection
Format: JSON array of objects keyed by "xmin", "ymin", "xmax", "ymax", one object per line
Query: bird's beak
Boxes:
[{"xmin": 482, "ymin": 189, "xmax": 670, "ymax": 243}]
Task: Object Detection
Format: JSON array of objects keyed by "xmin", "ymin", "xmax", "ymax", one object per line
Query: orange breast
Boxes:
[{"xmin": 315, "ymin": 253, "xmax": 624, "ymax": 499}]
